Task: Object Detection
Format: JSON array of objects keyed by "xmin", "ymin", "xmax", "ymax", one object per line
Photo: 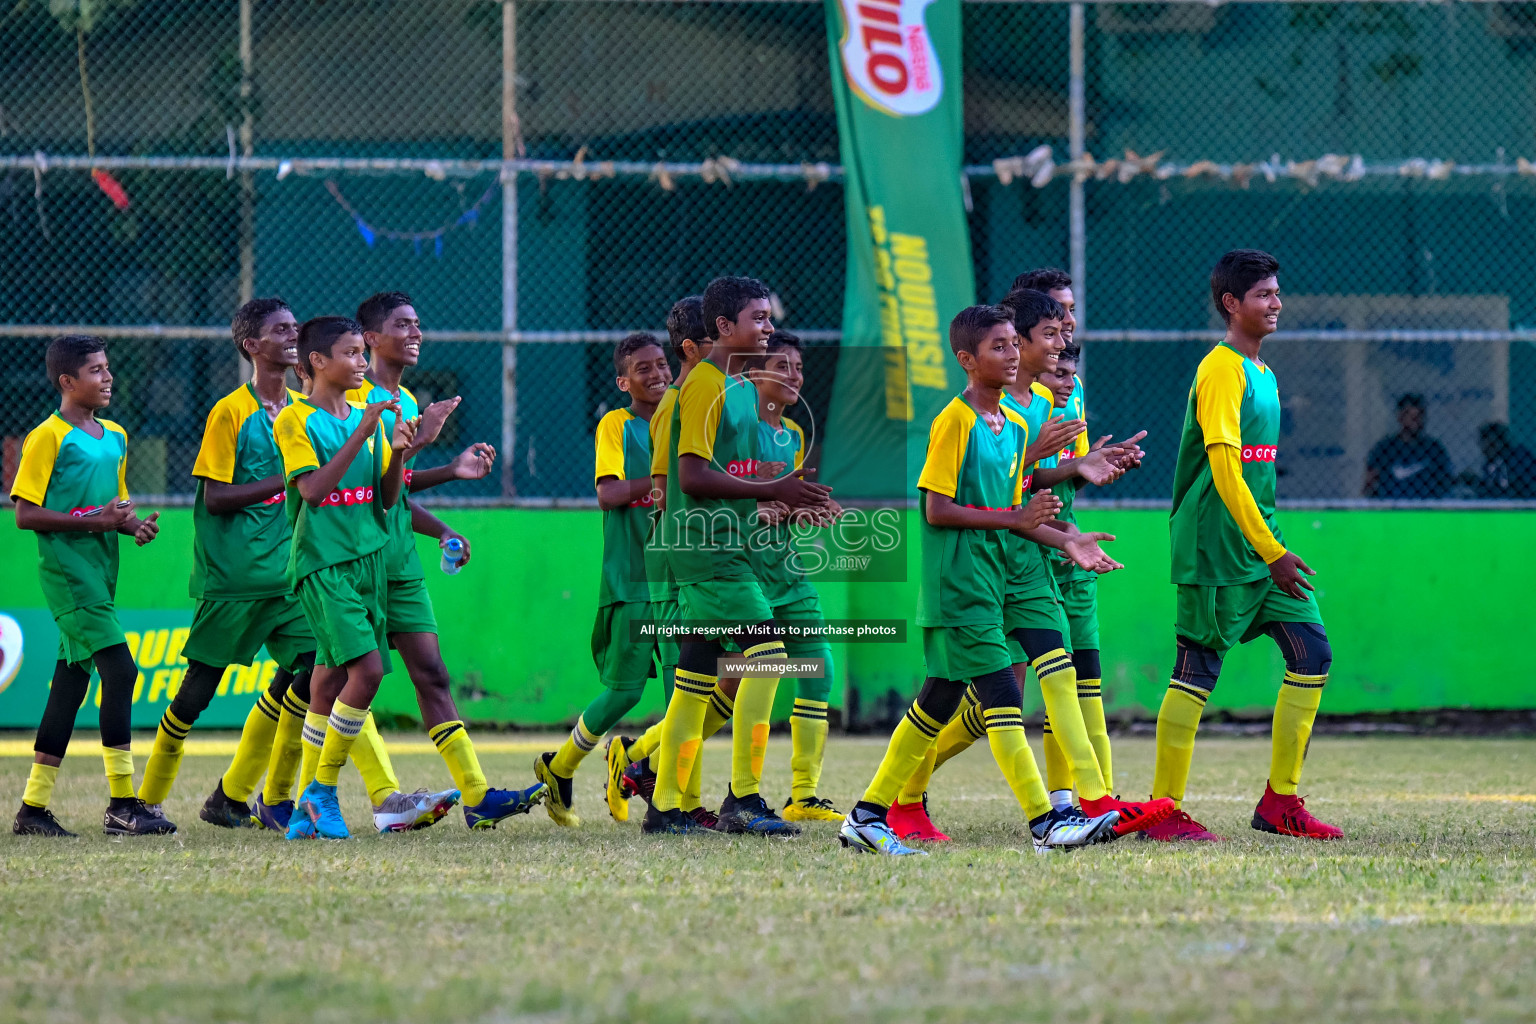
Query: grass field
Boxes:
[{"xmin": 1, "ymin": 732, "xmax": 1534, "ymax": 1023}]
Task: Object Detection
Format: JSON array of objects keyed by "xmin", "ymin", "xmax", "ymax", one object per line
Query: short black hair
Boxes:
[
  {"xmin": 1011, "ymin": 267, "xmax": 1072, "ymax": 296},
  {"xmin": 1397, "ymin": 393, "xmax": 1426, "ymax": 411},
  {"xmin": 949, "ymin": 305, "xmax": 1013, "ymax": 357},
  {"xmin": 701, "ymin": 276, "xmax": 772, "ymax": 340},
  {"xmin": 355, "ymin": 291, "xmax": 415, "ymax": 334},
  {"xmin": 1057, "ymin": 340, "xmax": 1081, "ymax": 365},
  {"xmin": 766, "ymin": 329, "xmax": 801, "ymax": 356},
  {"xmin": 231, "ymin": 297, "xmax": 291, "ymax": 362},
  {"xmin": 614, "ymin": 331, "xmax": 663, "ymax": 375},
  {"xmin": 46, "ymin": 335, "xmax": 106, "ymax": 391},
  {"xmin": 1210, "ymin": 249, "xmax": 1280, "ymax": 324},
  {"xmin": 1003, "ymin": 288, "xmax": 1066, "ymax": 340},
  {"xmin": 665, "ymin": 295, "xmax": 706, "ymax": 358},
  {"xmin": 298, "ymin": 316, "xmax": 364, "ymax": 374}
]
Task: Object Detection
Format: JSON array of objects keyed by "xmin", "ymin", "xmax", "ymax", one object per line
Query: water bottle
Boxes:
[{"xmin": 440, "ymin": 536, "xmax": 465, "ymax": 575}]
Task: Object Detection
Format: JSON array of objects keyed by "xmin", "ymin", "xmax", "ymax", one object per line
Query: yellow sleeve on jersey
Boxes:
[
  {"xmin": 677, "ymin": 367, "xmax": 725, "ymax": 462},
  {"xmin": 344, "ymin": 385, "xmax": 370, "ymax": 406},
  {"xmin": 1208, "ymin": 443, "xmax": 1285, "ymax": 564},
  {"xmin": 649, "ymin": 391, "xmax": 676, "ymax": 478},
  {"xmin": 917, "ymin": 400, "xmax": 973, "ymax": 499},
  {"xmin": 101, "ymin": 420, "xmax": 130, "ymax": 500},
  {"xmin": 594, "ymin": 408, "xmax": 629, "ymax": 483},
  {"xmin": 192, "ymin": 393, "xmax": 245, "ymax": 484},
  {"xmin": 784, "ymin": 417, "xmax": 806, "ymax": 471},
  {"xmin": 1194, "ymin": 350, "xmax": 1245, "ymax": 449},
  {"xmin": 1071, "ymin": 379, "xmax": 1090, "ymax": 458},
  {"xmin": 274, "ymin": 406, "xmax": 319, "ymax": 482},
  {"xmin": 9, "ymin": 418, "xmax": 65, "ymax": 506}
]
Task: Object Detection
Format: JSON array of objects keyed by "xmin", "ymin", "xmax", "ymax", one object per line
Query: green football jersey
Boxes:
[
  {"xmin": 749, "ymin": 415, "xmax": 816, "ymax": 608},
  {"xmin": 1042, "ymin": 375, "xmax": 1095, "ymax": 584},
  {"xmin": 594, "ymin": 406, "xmax": 655, "ymax": 606},
  {"xmin": 663, "ymin": 359, "xmax": 760, "ymax": 586},
  {"xmin": 273, "ymin": 398, "xmax": 390, "ymax": 587},
  {"xmin": 190, "ymin": 383, "xmax": 306, "ymax": 601},
  {"xmin": 645, "ymin": 384, "xmax": 680, "ymax": 603},
  {"xmin": 1000, "ymin": 382, "xmax": 1055, "ymax": 596},
  {"xmin": 916, "ymin": 394, "xmax": 1029, "ymax": 627},
  {"xmin": 1170, "ymin": 343, "xmax": 1284, "ymax": 586},
  {"xmin": 347, "ymin": 380, "xmax": 423, "ymax": 582},
  {"xmin": 9, "ymin": 413, "xmax": 129, "ymax": 615}
]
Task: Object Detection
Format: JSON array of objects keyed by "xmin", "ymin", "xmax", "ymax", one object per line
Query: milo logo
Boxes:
[
  {"xmin": 1241, "ymin": 446, "xmax": 1278, "ymax": 463},
  {"xmin": 837, "ymin": 0, "xmax": 943, "ymax": 117},
  {"xmin": 726, "ymin": 460, "xmax": 761, "ymax": 478}
]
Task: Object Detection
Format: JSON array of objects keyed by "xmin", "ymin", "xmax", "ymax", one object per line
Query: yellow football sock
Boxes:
[
  {"xmin": 223, "ymin": 689, "xmax": 282, "ymax": 803},
  {"xmin": 137, "ymin": 708, "xmax": 192, "ymax": 805},
  {"xmin": 429, "ymin": 720, "xmax": 489, "ymax": 806},
  {"xmin": 1151, "ymin": 681, "xmax": 1208, "ymax": 805},
  {"xmin": 628, "ymin": 721, "xmax": 662, "ymax": 764},
  {"xmin": 1041, "ymin": 717, "xmax": 1072, "ymax": 793},
  {"xmin": 22, "ymin": 762, "xmax": 59, "ymax": 809},
  {"xmin": 730, "ymin": 641, "xmax": 786, "ymax": 799},
  {"xmin": 680, "ymin": 686, "xmax": 733, "ymax": 812},
  {"xmin": 315, "ymin": 700, "xmax": 368, "ymax": 788},
  {"xmin": 862, "ymin": 701, "xmax": 946, "ymax": 809},
  {"xmin": 262, "ymin": 689, "xmax": 309, "ymax": 805},
  {"xmin": 789, "ymin": 699, "xmax": 829, "ymax": 801},
  {"xmin": 299, "ymin": 710, "xmax": 326, "ymax": 793},
  {"xmin": 983, "ymin": 706, "xmax": 1052, "ymax": 821},
  {"xmin": 102, "ymin": 745, "xmax": 134, "ymax": 800},
  {"xmin": 349, "ymin": 713, "xmax": 398, "ymax": 805},
  {"xmin": 1078, "ymin": 678, "xmax": 1113, "ymax": 795},
  {"xmin": 1270, "ymin": 672, "xmax": 1326, "ymax": 796},
  {"xmin": 1033, "ymin": 649, "xmax": 1107, "ymax": 801},
  {"xmin": 897, "ymin": 688, "xmax": 983, "ymax": 804},
  {"xmin": 549, "ymin": 715, "xmax": 600, "ymax": 779},
  {"xmin": 654, "ymin": 668, "xmax": 714, "ymax": 812}
]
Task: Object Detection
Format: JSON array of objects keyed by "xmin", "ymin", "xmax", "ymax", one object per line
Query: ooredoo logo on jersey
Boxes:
[{"xmin": 837, "ymin": 0, "xmax": 943, "ymax": 117}]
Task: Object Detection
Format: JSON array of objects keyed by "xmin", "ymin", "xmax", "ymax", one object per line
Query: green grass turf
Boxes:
[{"xmin": 1, "ymin": 733, "xmax": 1534, "ymax": 1023}]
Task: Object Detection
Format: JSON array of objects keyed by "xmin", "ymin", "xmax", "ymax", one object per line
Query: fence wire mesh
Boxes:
[{"xmin": 2, "ymin": 0, "xmax": 1534, "ymax": 503}]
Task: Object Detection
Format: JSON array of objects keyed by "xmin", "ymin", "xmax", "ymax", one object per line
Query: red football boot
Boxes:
[
  {"xmin": 1080, "ymin": 794, "xmax": 1177, "ymax": 837},
  {"xmin": 1139, "ymin": 808, "xmax": 1225, "ymax": 842},
  {"xmin": 886, "ymin": 794, "xmax": 950, "ymax": 842},
  {"xmin": 1252, "ymin": 783, "xmax": 1343, "ymax": 840}
]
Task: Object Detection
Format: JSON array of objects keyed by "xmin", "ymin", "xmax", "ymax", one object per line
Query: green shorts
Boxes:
[
  {"xmin": 55, "ymin": 603, "xmax": 125, "ymax": 666},
  {"xmin": 1003, "ymin": 579, "xmax": 1073, "ymax": 664},
  {"xmin": 774, "ymin": 591, "xmax": 831, "ymax": 659},
  {"xmin": 650, "ymin": 597, "xmax": 681, "ymax": 671},
  {"xmin": 678, "ymin": 579, "xmax": 774, "ymax": 633},
  {"xmin": 591, "ymin": 601, "xmax": 657, "ymax": 691},
  {"xmin": 1175, "ymin": 578, "xmax": 1324, "ymax": 655},
  {"xmin": 182, "ymin": 594, "xmax": 315, "ymax": 671},
  {"xmin": 296, "ymin": 550, "xmax": 391, "ymax": 672},
  {"xmin": 384, "ymin": 576, "xmax": 438, "ymax": 638},
  {"xmin": 922, "ymin": 624, "xmax": 1011, "ymax": 682},
  {"xmin": 1057, "ymin": 576, "xmax": 1100, "ymax": 652}
]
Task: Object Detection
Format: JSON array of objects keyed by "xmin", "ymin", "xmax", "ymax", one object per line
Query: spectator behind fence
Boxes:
[
  {"xmin": 1458, "ymin": 422, "xmax": 1536, "ymax": 499},
  {"xmin": 1363, "ymin": 394, "xmax": 1454, "ymax": 499}
]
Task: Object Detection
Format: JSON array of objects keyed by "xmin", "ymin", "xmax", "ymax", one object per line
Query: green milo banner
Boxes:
[{"xmin": 820, "ymin": 0, "xmax": 975, "ymax": 498}]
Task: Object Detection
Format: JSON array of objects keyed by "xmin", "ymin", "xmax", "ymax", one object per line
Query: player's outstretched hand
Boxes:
[
  {"xmin": 754, "ymin": 460, "xmax": 788, "ymax": 480},
  {"xmin": 1063, "ymin": 531, "xmax": 1120, "ymax": 573},
  {"xmin": 359, "ymin": 399, "xmax": 401, "ymax": 435},
  {"xmin": 414, "ymin": 396, "xmax": 462, "ymax": 449},
  {"xmin": 391, "ymin": 413, "xmax": 418, "ymax": 451},
  {"xmin": 756, "ymin": 500, "xmax": 791, "ymax": 526},
  {"xmin": 1074, "ymin": 449, "xmax": 1126, "ymax": 487},
  {"xmin": 1016, "ymin": 489, "xmax": 1063, "ymax": 530},
  {"xmin": 769, "ymin": 470, "xmax": 832, "ymax": 508},
  {"xmin": 132, "ymin": 511, "xmax": 160, "ymax": 546},
  {"xmin": 440, "ymin": 530, "xmax": 470, "ymax": 568},
  {"xmin": 1268, "ymin": 550, "xmax": 1315, "ymax": 600},
  {"xmin": 451, "ymin": 442, "xmax": 496, "ymax": 480},
  {"xmin": 1027, "ymin": 418, "xmax": 1085, "ymax": 465}
]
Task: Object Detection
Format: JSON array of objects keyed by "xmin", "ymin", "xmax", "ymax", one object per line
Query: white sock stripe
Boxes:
[
  {"xmin": 571, "ymin": 726, "xmax": 598, "ymax": 751},
  {"xmin": 301, "ymin": 723, "xmax": 327, "ymax": 747},
  {"xmin": 326, "ymin": 711, "xmax": 366, "ymax": 738}
]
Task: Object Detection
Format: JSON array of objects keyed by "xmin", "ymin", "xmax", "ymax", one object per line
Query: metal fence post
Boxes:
[
  {"xmin": 238, "ymin": 0, "xmax": 255, "ymax": 306},
  {"xmin": 501, "ymin": 0, "xmax": 519, "ymax": 498},
  {"xmin": 1069, "ymin": 1, "xmax": 1087, "ymax": 347}
]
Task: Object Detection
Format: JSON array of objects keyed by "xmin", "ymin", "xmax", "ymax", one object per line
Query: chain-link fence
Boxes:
[{"xmin": 2, "ymin": 0, "xmax": 1534, "ymax": 504}]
